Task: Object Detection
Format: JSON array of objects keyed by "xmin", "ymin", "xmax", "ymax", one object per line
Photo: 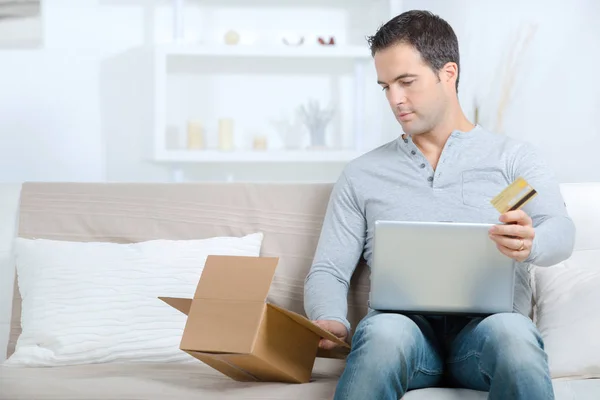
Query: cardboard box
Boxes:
[{"xmin": 159, "ymin": 255, "xmax": 350, "ymax": 384}]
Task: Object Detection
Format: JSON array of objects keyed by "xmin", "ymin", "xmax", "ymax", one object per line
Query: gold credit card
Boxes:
[{"xmin": 490, "ymin": 177, "xmax": 538, "ymax": 214}]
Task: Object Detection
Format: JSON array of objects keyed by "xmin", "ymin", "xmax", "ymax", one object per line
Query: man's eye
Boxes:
[
  {"xmin": 402, "ymin": 80, "xmax": 414, "ymax": 86},
  {"xmin": 381, "ymin": 86, "xmax": 389, "ymax": 91}
]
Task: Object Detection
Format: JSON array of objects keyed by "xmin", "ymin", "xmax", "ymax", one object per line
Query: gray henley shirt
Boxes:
[{"xmin": 304, "ymin": 125, "xmax": 575, "ymax": 334}]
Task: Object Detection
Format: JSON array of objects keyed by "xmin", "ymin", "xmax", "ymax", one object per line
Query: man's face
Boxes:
[{"xmin": 375, "ymin": 43, "xmax": 452, "ymax": 136}]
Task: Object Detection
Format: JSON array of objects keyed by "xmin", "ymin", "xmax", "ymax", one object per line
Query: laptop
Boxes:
[{"xmin": 369, "ymin": 220, "xmax": 516, "ymax": 315}]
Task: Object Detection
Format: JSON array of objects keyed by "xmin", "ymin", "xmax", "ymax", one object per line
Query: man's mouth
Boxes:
[{"xmin": 398, "ymin": 112, "xmax": 413, "ymax": 121}]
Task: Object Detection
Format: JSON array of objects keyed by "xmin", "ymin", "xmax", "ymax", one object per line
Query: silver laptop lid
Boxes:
[{"xmin": 369, "ymin": 220, "xmax": 516, "ymax": 315}]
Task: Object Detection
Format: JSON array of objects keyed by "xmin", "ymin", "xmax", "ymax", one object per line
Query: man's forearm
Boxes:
[
  {"xmin": 512, "ymin": 142, "xmax": 576, "ymax": 267},
  {"xmin": 303, "ymin": 170, "xmax": 366, "ymax": 335},
  {"xmin": 304, "ymin": 268, "xmax": 351, "ymax": 334},
  {"xmin": 527, "ymin": 215, "xmax": 576, "ymax": 266}
]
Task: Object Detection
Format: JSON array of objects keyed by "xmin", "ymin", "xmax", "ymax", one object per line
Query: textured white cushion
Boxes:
[
  {"xmin": 4, "ymin": 233, "xmax": 263, "ymax": 367},
  {"xmin": 534, "ymin": 262, "xmax": 600, "ymax": 379}
]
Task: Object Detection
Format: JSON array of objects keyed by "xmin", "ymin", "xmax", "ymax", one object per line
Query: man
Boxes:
[{"xmin": 303, "ymin": 10, "xmax": 575, "ymax": 400}]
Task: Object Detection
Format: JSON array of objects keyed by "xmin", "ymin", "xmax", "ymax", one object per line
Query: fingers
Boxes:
[
  {"xmin": 319, "ymin": 339, "xmax": 338, "ymax": 350},
  {"xmin": 499, "ymin": 210, "xmax": 532, "ymax": 226},
  {"xmin": 489, "ymin": 224, "xmax": 530, "ymax": 238},
  {"xmin": 490, "ymin": 229, "xmax": 531, "ymax": 262},
  {"xmin": 313, "ymin": 319, "xmax": 348, "ymax": 339},
  {"xmin": 495, "ymin": 243, "xmax": 527, "ymax": 262},
  {"xmin": 313, "ymin": 320, "xmax": 327, "ymax": 329},
  {"xmin": 489, "ymin": 234, "xmax": 526, "ymax": 250}
]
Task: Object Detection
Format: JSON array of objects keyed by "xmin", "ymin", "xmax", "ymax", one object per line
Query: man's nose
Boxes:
[{"xmin": 388, "ymin": 86, "xmax": 406, "ymax": 107}]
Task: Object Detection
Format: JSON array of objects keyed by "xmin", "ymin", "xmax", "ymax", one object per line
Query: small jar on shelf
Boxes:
[{"xmin": 186, "ymin": 120, "xmax": 205, "ymax": 150}]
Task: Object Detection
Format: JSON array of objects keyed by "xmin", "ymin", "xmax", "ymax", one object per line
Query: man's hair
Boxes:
[{"xmin": 367, "ymin": 10, "xmax": 460, "ymax": 91}]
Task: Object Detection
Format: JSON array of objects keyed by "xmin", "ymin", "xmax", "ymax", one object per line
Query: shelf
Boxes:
[
  {"xmin": 156, "ymin": 44, "xmax": 372, "ymax": 60},
  {"xmin": 100, "ymin": 0, "xmax": 377, "ymax": 8},
  {"xmin": 153, "ymin": 149, "xmax": 363, "ymax": 163}
]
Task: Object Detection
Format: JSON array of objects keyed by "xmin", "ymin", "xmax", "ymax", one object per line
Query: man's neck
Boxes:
[
  {"xmin": 411, "ymin": 112, "xmax": 475, "ymax": 153},
  {"xmin": 407, "ymin": 110, "xmax": 475, "ymax": 170}
]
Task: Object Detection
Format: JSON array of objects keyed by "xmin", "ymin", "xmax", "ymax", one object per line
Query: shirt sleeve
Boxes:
[
  {"xmin": 511, "ymin": 142, "xmax": 576, "ymax": 266},
  {"xmin": 303, "ymin": 170, "xmax": 367, "ymax": 334}
]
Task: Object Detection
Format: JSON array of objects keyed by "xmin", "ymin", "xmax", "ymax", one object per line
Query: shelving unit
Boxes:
[
  {"xmin": 154, "ymin": 43, "xmax": 373, "ymax": 59},
  {"xmin": 101, "ymin": 0, "xmax": 404, "ymax": 182},
  {"xmin": 155, "ymin": 149, "xmax": 363, "ymax": 163},
  {"xmin": 151, "ymin": 43, "xmax": 373, "ymax": 168}
]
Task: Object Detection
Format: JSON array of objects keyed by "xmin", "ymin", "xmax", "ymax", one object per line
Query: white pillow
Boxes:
[
  {"xmin": 5, "ymin": 233, "xmax": 263, "ymax": 367},
  {"xmin": 533, "ymin": 263, "xmax": 600, "ymax": 379}
]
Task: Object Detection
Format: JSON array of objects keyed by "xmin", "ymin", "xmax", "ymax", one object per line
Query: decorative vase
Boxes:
[
  {"xmin": 270, "ymin": 114, "xmax": 307, "ymax": 149},
  {"xmin": 309, "ymin": 126, "xmax": 326, "ymax": 148},
  {"xmin": 298, "ymin": 99, "xmax": 335, "ymax": 149},
  {"xmin": 166, "ymin": 125, "xmax": 180, "ymax": 150}
]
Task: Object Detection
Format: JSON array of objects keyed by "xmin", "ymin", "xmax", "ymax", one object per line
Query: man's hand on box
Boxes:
[
  {"xmin": 313, "ymin": 320, "xmax": 348, "ymax": 350},
  {"xmin": 488, "ymin": 209, "xmax": 535, "ymax": 262}
]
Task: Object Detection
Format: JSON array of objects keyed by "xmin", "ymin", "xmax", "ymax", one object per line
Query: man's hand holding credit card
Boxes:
[{"xmin": 488, "ymin": 177, "xmax": 538, "ymax": 262}]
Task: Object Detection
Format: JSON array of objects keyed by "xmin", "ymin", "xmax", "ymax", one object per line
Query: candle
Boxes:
[
  {"xmin": 218, "ymin": 119, "xmax": 234, "ymax": 151},
  {"xmin": 187, "ymin": 121, "xmax": 204, "ymax": 150}
]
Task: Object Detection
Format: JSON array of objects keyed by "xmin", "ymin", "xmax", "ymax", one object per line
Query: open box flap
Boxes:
[
  {"xmin": 267, "ymin": 304, "xmax": 350, "ymax": 349},
  {"xmin": 194, "ymin": 255, "xmax": 279, "ymax": 302},
  {"xmin": 186, "ymin": 351, "xmax": 260, "ymax": 382},
  {"xmin": 180, "ymin": 300, "xmax": 263, "ymax": 354},
  {"xmin": 159, "ymin": 297, "xmax": 192, "ymax": 315}
]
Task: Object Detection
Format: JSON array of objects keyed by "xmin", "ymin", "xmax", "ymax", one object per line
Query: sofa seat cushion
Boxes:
[
  {"xmin": 2, "ymin": 360, "xmax": 598, "ymax": 400},
  {"xmin": 0, "ymin": 359, "xmax": 484, "ymax": 400},
  {"xmin": 0, "ymin": 360, "xmax": 346, "ymax": 400}
]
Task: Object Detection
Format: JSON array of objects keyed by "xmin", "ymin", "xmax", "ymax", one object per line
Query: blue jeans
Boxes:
[{"xmin": 334, "ymin": 311, "xmax": 554, "ymax": 400}]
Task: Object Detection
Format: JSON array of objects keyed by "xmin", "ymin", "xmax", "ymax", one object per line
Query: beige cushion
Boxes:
[{"xmin": 8, "ymin": 182, "xmax": 369, "ymax": 358}]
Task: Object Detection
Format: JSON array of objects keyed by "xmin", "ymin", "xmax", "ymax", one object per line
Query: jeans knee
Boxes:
[
  {"xmin": 336, "ymin": 313, "xmax": 444, "ymax": 400},
  {"xmin": 351, "ymin": 313, "xmax": 421, "ymax": 366},
  {"xmin": 478, "ymin": 313, "xmax": 548, "ymax": 373},
  {"xmin": 479, "ymin": 314, "xmax": 543, "ymax": 347}
]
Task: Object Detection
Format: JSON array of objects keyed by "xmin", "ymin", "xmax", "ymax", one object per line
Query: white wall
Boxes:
[
  {"xmin": 0, "ymin": 0, "xmax": 135, "ymax": 183},
  {"xmin": 406, "ymin": 0, "xmax": 600, "ymax": 183},
  {"xmin": 0, "ymin": 0, "xmax": 598, "ymax": 184},
  {"xmin": 0, "ymin": 50, "xmax": 105, "ymax": 182}
]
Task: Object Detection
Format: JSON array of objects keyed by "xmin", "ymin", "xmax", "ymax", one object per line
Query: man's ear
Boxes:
[{"xmin": 441, "ymin": 62, "xmax": 458, "ymax": 87}]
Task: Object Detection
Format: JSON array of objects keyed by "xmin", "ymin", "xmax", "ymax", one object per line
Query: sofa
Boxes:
[{"xmin": 0, "ymin": 181, "xmax": 599, "ymax": 399}]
